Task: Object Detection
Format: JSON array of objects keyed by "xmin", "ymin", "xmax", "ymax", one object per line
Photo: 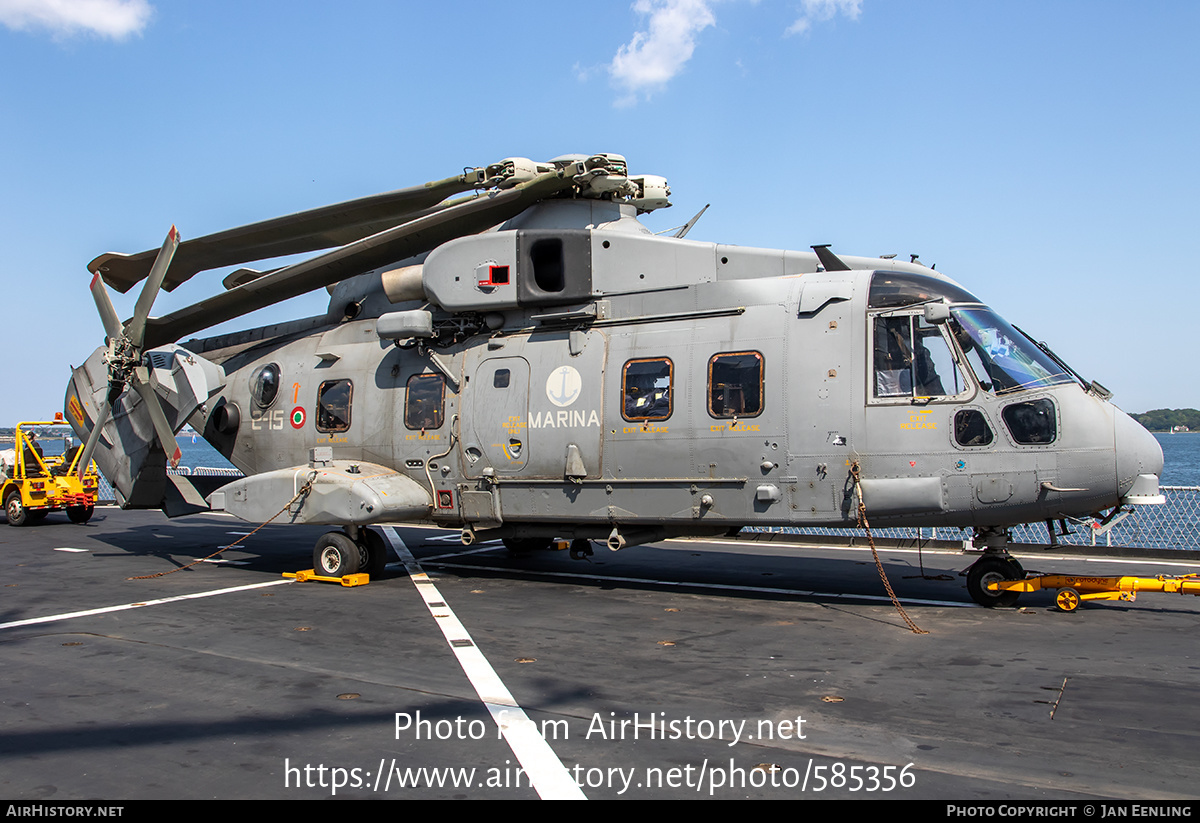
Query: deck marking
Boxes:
[
  {"xmin": 419, "ymin": 545, "xmax": 509, "ymax": 563},
  {"xmin": 382, "ymin": 527, "xmax": 585, "ymax": 800},
  {"xmin": 53, "ymin": 547, "xmax": 88, "ymax": 553},
  {"xmin": 0, "ymin": 579, "xmax": 292, "ymax": 630},
  {"xmin": 424, "ymin": 533, "xmax": 501, "ymax": 545}
]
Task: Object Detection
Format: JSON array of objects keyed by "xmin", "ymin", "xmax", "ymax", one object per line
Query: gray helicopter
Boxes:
[{"xmin": 64, "ymin": 152, "xmax": 1165, "ymax": 607}]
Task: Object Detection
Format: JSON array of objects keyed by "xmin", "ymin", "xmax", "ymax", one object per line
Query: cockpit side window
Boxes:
[
  {"xmin": 871, "ymin": 313, "xmax": 967, "ymax": 401},
  {"xmin": 1002, "ymin": 398, "xmax": 1057, "ymax": 444},
  {"xmin": 954, "ymin": 409, "xmax": 995, "ymax": 447},
  {"xmin": 316, "ymin": 380, "xmax": 352, "ymax": 433}
]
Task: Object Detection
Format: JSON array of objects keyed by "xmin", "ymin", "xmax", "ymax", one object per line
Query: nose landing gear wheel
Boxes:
[
  {"xmin": 1056, "ymin": 588, "xmax": 1081, "ymax": 612},
  {"xmin": 967, "ymin": 556, "xmax": 1023, "ymax": 608}
]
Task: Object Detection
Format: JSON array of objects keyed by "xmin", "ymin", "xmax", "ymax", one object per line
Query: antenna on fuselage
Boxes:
[
  {"xmin": 811, "ymin": 244, "xmax": 851, "ymax": 272},
  {"xmin": 656, "ymin": 203, "xmax": 711, "ymax": 239}
]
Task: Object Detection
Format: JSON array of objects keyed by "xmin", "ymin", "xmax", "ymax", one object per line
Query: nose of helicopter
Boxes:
[{"xmin": 1114, "ymin": 410, "xmax": 1165, "ymax": 505}]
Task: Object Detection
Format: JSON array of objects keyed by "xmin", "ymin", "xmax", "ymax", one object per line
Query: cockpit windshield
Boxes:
[
  {"xmin": 868, "ymin": 271, "xmax": 1080, "ymax": 397},
  {"xmin": 949, "ymin": 308, "xmax": 1074, "ymax": 395},
  {"xmin": 868, "ymin": 271, "xmax": 981, "ymax": 309}
]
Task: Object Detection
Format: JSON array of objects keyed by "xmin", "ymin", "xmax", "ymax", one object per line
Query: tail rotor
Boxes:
[{"xmin": 77, "ymin": 227, "xmax": 182, "ymax": 480}]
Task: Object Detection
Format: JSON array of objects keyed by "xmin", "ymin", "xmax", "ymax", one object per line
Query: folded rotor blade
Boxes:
[
  {"xmin": 126, "ymin": 226, "xmax": 179, "ymax": 349},
  {"xmin": 140, "ymin": 169, "xmax": 575, "ymax": 349},
  {"xmin": 89, "ymin": 272, "xmax": 124, "ymax": 341},
  {"xmin": 131, "ymin": 369, "xmax": 182, "ymax": 469},
  {"xmin": 88, "ymin": 173, "xmax": 485, "ymax": 294},
  {"xmin": 222, "ymin": 266, "xmax": 277, "ymax": 290}
]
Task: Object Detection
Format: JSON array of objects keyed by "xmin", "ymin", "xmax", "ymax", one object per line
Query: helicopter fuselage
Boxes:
[{"xmin": 187, "ymin": 200, "xmax": 1162, "ymax": 548}]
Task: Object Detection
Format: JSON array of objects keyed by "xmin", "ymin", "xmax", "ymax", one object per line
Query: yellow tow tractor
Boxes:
[{"xmin": 1, "ymin": 413, "xmax": 100, "ymax": 526}]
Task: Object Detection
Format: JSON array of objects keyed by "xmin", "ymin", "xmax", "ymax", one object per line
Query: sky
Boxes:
[{"xmin": 0, "ymin": 0, "xmax": 1197, "ymax": 427}]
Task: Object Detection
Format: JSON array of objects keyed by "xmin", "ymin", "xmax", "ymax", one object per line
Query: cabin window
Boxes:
[
  {"xmin": 405, "ymin": 374, "xmax": 445, "ymax": 430},
  {"xmin": 708, "ymin": 351, "xmax": 763, "ymax": 418},
  {"xmin": 249, "ymin": 363, "xmax": 281, "ymax": 409},
  {"xmin": 1002, "ymin": 398, "xmax": 1057, "ymax": 445},
  {"xmin": 622, "ymin": 358, "xmax": 672, "ymax": 422},
  {"xmin": 316, "ymin": 380, "xmax": 352, "ymax": 433},
  {"xmin": 493, "ymin": 369, "xmax": 510, "ymax": 389},
  {"xmin": 872, "ymin": 314, "xmax": 966, "ymax": 400},
  {"xmin": 954, "ymin": 409, "xmax": 994, "ymax": 447}
]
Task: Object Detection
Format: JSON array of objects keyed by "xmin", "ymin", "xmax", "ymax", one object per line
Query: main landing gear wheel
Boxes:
[
  {"xmin": 966, "ymin": 556, "xmax": 1023, "ymax": 608},
  {"xmin": 1056, "ymin": 588, "xmax": 1081, "ymax": 613},
  {"xmin": 5, "ymin": 493, "xmax": 29, "ymax": 527},
  {"xmin": 314, "ymin": 532, "xmax": 365, "ymax": 577},
  {"xmin": 67, "ymin": 505, "xmax": 94, "ymax": 524}
]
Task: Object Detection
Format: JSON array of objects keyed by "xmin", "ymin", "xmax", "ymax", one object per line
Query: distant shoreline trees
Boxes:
[{"xmin": 1132, "ymin": 409, "xmax": 1200, "ymax": 432}]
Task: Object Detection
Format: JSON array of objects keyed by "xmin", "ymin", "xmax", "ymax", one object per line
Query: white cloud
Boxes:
[
  {"xmin": 609, "ymin": 0, "xmax": 717, "ymax": 106},
  {"xmin": 785, "ymin": 0, "xmax": 861, "ymax": 37},
  {"xmin": 0, "ymin": 0, "xmax": 152, "ymax": 40}
]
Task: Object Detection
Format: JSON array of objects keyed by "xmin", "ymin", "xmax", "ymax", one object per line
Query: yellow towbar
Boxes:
[
  {"xmin": 990, "ymin": 573, "xmax": 1200, "ymax": 612},
  {"xmin": 283, "ymin": 569, "xmax": 370, "ymax": 587}
]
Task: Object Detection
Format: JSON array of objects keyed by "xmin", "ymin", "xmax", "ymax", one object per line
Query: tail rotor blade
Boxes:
[
  {"xmin": 90, "ymin": 273, "xmax": 124, "ymax": 342},
  {"xmin": 76, "ymin": 391, "xmax": 114, "ymax": 482},
  {"xmin": 127, "ymin": 226, "xmax": 180, "ymax": 349},
  {"xmin": 131, "ymin": 369, "xmax": 182, "ymax": 469}
]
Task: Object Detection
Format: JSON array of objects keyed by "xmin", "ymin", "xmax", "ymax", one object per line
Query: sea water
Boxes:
[
  {"xmin": 1157, "ymin": 432, "xmax": 1200, "ymax": 487},
  {"xmin": 35, "ymin": 430, "xmax": 237, "ymax": 472}
]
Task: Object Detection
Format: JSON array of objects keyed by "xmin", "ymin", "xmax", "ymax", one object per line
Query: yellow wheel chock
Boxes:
[
  {"xmin": 989, "ymin": 573, "xmax": 1200, "ymax": 611},
  {"xmin": 283, "ymin": 569, "xmax": 370, "ymax": 587}
]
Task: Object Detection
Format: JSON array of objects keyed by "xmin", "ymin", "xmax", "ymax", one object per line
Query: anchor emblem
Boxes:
[{"xmin": 546, "ymin": 365, "xmax": 582, "ymax": 407}]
